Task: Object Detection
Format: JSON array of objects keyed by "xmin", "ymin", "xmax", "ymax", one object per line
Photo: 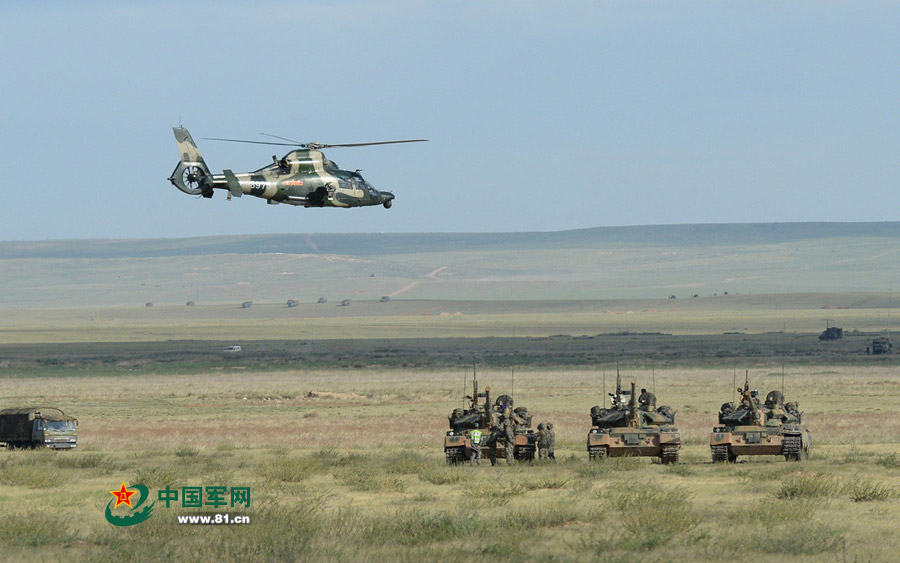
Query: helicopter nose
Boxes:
[{"xmin": 381, "ymin": 191, "xmax": 394, "ymax": 208}]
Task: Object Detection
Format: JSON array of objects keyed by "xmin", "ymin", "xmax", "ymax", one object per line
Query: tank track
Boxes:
[
  {"xmin": 444, "ymin": 446, "xmax": 466, "ymax": 464},
  {"xmin": 661, "ymin": 445, "xmax": 679, "ymax": 464},
  {"xmin": 588, "ymin": 446, "xmax": 607, "ymax": 461},
  {"xmin": 783, "ymin": 434, "xmax": 803, "ymax": 461},
  {"xmin": 711, "ymin": 445, "xmax": 729, "ymax": 463},
  {"xmin": 514, "ymin": 445, "xmax": 535, "ymax": 461}
]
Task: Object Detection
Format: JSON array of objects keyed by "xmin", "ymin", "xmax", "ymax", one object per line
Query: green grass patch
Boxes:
[
  {"xmin": 845, "ymin": 480, "xmax": 896, "ymax": 502},
  {"xmin": 775, "ymin": 473, "xmax": 842, "ymax": 500},
  {"xmin": 0, "ymin": 513, "xmax": 77, "ymax": 547},
  {"xmin": 612, "ymin": 485, "xmax": 702, "ymax": 549},
  {"xmin": 0, "ymin": 459, "xmax": 65, "ymax": 489}
]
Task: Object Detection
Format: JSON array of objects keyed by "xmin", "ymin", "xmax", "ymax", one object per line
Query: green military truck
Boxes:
[{"xmin": 0, "ymin": 407, "xmax": 78, "ymax": 449}]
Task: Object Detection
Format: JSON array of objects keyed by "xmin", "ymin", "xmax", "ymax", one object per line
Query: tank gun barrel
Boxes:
[{"xmin": 615, "ymin": 363, "xmax": 622, "ymax": 407}]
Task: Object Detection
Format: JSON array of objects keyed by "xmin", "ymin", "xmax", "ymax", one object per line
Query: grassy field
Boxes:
[
  {"xmin": 1, "ymin": 293, "xmax": 899, "ymax": 344},
  {"xmin": 2, "ymin": 363, "xmax": 900, "ymax": 561},
  {"xmin": 2, "ymin": 225, "xmax": 900, "ymax": 560}
]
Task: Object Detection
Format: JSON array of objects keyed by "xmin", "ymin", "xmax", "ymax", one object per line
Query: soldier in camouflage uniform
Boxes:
[
  {"xmin": 536, "ymin": 422, "xmax": 549, "ymax": 459},
  {"xmin": 638, "ymin": 388, "xmax": 657, "ymax": 410},
  {"xmin": 503, "ymin": 415, "xmax": 516, "ymax": 465},
  {"xmin": 545, "ymin": 422, "xmax": 556, "ymax": 460},
  {"xmin": 486, "ymin": 420, "xmax": 502, "ymax": 466}
]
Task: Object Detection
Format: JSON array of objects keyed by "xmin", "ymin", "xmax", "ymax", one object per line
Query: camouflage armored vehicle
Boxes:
[
  {"xmin": 819, "ymin": 326, "xmax": 843, "ymax": 341},
  {"xmin": 587, "ymin": 375, "xmax": 680, "ymax": 464},
  {"xmin": 710, "ymin": 373, "xmax": 810, "ymax": 462},
  {"xmin": 445, "ymin": 376, "xmax": 537, "ymax": 465},
  {"xmin": 872, "ymin": 337, "xmax": 892, "ymax": 354},
  {"xmin": 0, "ymin": 407, "xmax": 78, "ymax": 449}
]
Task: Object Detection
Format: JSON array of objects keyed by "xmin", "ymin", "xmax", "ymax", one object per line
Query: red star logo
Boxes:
[{"xmin": 110, "ymin": 482, "xmax": 136, "ymax": 508}]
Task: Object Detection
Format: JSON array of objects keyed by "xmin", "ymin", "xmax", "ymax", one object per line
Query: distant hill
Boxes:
[
  {"xmin": 2, "ymin": 222, "xmax": 898, "ymax": 259},
  {"xmin": 2, "ymin": 222, "xmax": 899, "ymax": 307}
]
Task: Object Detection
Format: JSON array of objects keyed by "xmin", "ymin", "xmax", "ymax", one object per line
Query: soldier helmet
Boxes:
[
  {"xmin": 546, "ymin": 422, "xmax": 553, "ymax": 429},
  {"xmin": 537, "ymin": 422, "xmax": 545, "ymax": 431}
]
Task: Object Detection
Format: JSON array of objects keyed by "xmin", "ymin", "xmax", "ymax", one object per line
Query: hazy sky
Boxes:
[{"xmin": 2, "ymin": 1, "xmax": 899, "ymax": 240}]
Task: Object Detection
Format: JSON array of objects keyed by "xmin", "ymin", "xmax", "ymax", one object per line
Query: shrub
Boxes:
[
  {"xmin": 612, "ymin": 485, "xmax": 701, "ymax": 549},
  {"xmin": 417, "ymin": 465, "xmax": 467, "ymax": 485},
  {"xmin": 845, "ymin": 480, "xmax": 895, "ymax": 502},
  {"xmin": 875, "ymin": 452, "xmax": 900, "ymax": 469},
  {"xmin": 776, "ymin": 473, "xmax": 841, "ymax": 500}
]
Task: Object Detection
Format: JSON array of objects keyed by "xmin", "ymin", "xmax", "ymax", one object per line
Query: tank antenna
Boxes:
[
  {"xmin": 732, "ymin": 368, "xmax": 737, "ymax": 405},
  {"xmin": 652, "ymin": 367, "xmax": 656, "ymax": 395},
  {"xmin": 616, "ymin": 361, "xmax": 622, "ymax": 406},
  {"xmin": 781, "ymin": 363, "xmax": 785, "ymax": 394},
  {"xmin": 602, "ymin": 367, "xmax": 606, "ymax": 404},
  {"xmin": 462, "ymin": 366, "xmax": 468, "ymax": 410},
  {"xmin": 511, "ymin": 367, "xmax": 515, "ymax": 402}
]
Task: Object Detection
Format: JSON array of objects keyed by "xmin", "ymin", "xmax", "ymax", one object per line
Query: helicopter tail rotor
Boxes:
[{"xmin": 168, "ymin": 127, "xmax": 213, "ymax": 197}]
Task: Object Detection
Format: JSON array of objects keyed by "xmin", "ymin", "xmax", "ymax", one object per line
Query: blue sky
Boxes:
[{"xmin": 2, "ymin": 1, "xmax": 899, "ymax": 240}]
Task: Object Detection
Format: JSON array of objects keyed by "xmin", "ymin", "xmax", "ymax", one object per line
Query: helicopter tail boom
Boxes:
[{"xmin": 168, "ymin": 127, "xmax": 213, "ymax": 197}]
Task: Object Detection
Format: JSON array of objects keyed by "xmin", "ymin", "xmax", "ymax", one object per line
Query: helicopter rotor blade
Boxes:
[
  {"xmin": 205, "ymin": 137, "xmax": 428, "ymax": 149},
  {"xmin": 204, "ymin": 137, "xmax": 299, "ymax": 147},
  {"xmin": 319, "ymin": 139, "xmax": 429, "ymax": 148},
  {"xmin": 259, "ymin": 133, "xmax": 304, "ymax": 144}
]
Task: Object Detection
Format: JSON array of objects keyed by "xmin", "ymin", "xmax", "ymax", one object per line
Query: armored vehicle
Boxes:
[
  {"xmin": 0, "ymin": 407, "xmax": 78, "ymax": 449},
  {"xmin": 872, "ymin": 337, "xmax": 892, "ymax": 354},
  {"xmin": 710, "ymin": 373, "xmax": 810, "ymax": 462},
  {"xmin": 819, "ymin": 326, "xmax": 843, "ymax": 341},
  {"xmin": 587, "ymin": 376, "xmax": 680, "ymax": 464},
  {"xmin": 445, "ymin": 376, "xmax": 537, "ymax": 465}
]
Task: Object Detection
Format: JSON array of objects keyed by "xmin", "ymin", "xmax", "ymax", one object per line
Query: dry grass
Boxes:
[{"xmin": 2, "ymin": 365, "xmax": 900, "ymax": 560}]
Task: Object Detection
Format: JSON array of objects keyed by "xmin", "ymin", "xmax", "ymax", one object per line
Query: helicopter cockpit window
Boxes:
[
  {"xmin": 351, "ymin": 174, "xmax": 368, "ymax": 190},
  {"xmin": 322, "ymin": 158, "xmax": 339, "ymax": 172}
]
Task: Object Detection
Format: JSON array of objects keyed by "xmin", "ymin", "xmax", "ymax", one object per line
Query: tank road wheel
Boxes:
[
  {"xmin": 661, "ymin": 445, "xmax": 680, "ymax": 465},
  {"xmin": 783, "ymin": 435, "xmax": 803, "ymax": 461},
  {"xmin": 589, "ymin": 446, "xmax": 608, "ymax": 461},
  {"xmin": 712, "ymin": 445, "xmax": 731, "ymax": 463}
]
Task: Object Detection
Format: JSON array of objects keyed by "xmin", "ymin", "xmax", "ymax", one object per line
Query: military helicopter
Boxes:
[{"xmin": 168, "ymin": 127, "xmax": 426, "ymax": 209}]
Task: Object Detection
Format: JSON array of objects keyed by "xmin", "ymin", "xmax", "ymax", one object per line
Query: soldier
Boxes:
[
  {"xmin": 536, "ymin": 422, "xmax": 548, "ymax": 459},
  {"xmin": 486, "ymin": 421, "xmax": 501, "ymax": 466},
  {"xmin": 545, "ymin": 422, "xmax": 556, "ymax": 460},
  {"xmin": 784, "ymin": 401, "xmax": 801, "ymax": 419},
  {"xmin": 503, "ymin": 415, "xmax": 516, "ymax": 465},
  {"xmin": 469, "ymin": 428, "xmax": 483, "ymax": 465},
  {"xmin": 638, "ymin": 388, "xmax": 657, "ymax": 410}
]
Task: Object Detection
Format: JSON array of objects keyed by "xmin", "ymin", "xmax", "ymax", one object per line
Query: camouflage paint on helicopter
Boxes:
[{"xmin": 168, "ymin": 127, "xmax": 426, "ymax": 209}]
